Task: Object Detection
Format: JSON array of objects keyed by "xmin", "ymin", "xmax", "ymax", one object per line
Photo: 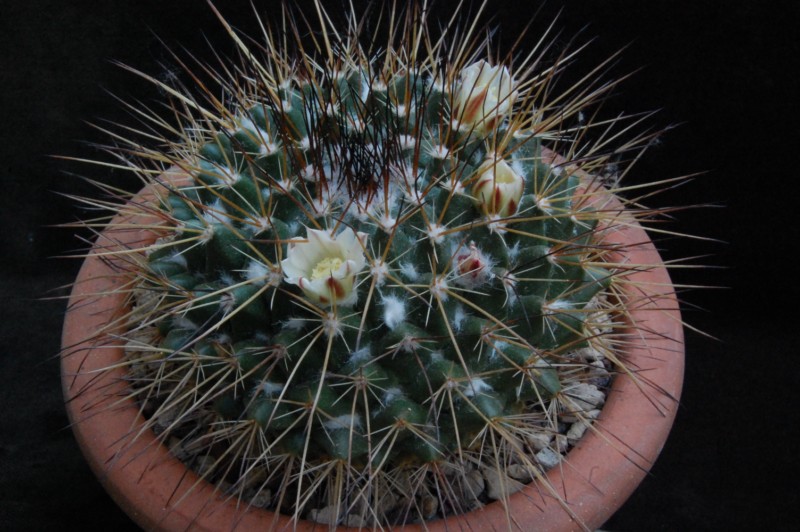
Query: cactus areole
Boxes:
[{"xmin": 61, "ymin": 3, "xmax": 685, "ymax": 530}]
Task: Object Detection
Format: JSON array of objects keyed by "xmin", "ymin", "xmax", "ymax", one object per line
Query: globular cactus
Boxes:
[{"xmin": 101, "ymin": 1, "xmax": 661, "ymax": 528}]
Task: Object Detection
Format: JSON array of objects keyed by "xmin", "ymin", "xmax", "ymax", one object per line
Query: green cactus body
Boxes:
[
  {"xmin": 147, "ymin": 65, "xmax": 608, "ymax": 460},
  {"xmin": 109, "ymin": 4, "xmax": 647, "ymax": 527}
]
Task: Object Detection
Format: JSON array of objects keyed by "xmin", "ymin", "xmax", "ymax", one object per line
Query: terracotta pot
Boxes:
[{"xmin": 61, "ymin": 173, "xmax": 684, "ymax": 531}]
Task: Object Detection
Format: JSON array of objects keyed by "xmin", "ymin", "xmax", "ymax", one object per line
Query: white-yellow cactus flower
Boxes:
[
  {"xmin": 472, "ymin": 158, "xmax": 525, "ymax": 217},
  {"xmin": 281, "ymin": 227, "xmax": 367, "ymax": 307},
  {"xmin": 453, "ymin": 60, "xmax": 516, "ymax": 131}
]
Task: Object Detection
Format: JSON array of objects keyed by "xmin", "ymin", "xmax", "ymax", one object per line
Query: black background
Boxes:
[{"xmin": 1, "ymin": 0, "xmax": 796, "ymax": 529}]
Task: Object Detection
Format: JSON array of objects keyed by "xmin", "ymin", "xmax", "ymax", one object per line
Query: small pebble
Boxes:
[
  {"xmin": 482, "ymin": 467, "xmax": 525, "ymax": 500},
  {"xmin": 462, "ymin": 468, "xmax": 485, "ymax": 501},
  {"xmin": 576, "ymin": 345, "xmax": 605, "ymax": 362},
  {"xmin": 249, "ymin": 489, "xmax": 271, "ymax": 508},
  {"xmin": 308, "ymin": 505, "xmax": 338, "ymax": 525},
  {"xmin": 344, "ymin": 514, "xmax": 367, "ymax": 528},
  {"xmin": 564, "ymin": 383, "xmax": 606, "ymax": 412},
  {"xmin": 152, "ymin": 407, "xmax": 178, "ymax": 434},
  {"xmin": 168, "ymin": 436, "xmax": 189, "ymax": 461},
  {"xmin": 526, "ymin": 432, "xmax": 552, "ymax": 451},
  {"xmin": 421, "ymin": 495, "xmax": 439, "ymax": 519},
  {"xmin": 506, "ymin": 464, "xmax": 533, "ymax": 483},
  {"xmin": 566, "ymin": 419, "xmax": 590, "ymax": 444},
  {"xmin": 588, "ymin": 359, "xmax": 611, "ymax": 386},
  {"xmin": 555, "ymin": 434, "xmax": 568, "ymax": 453},
  {"xmin": 535, "ymin": 447, "xmax": 562, "ymax": 469}
]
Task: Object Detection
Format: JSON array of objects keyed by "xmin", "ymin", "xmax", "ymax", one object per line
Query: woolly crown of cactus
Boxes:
[{"xmin": 70, "ymin": 1, "xmax": 677, "ymax": 528}]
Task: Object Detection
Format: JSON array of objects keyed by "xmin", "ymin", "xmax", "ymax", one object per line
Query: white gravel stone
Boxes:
[
  {"xmin": 526, "ymin": 431, "xmax": 552, "ymax": 451},
  {"xmin": 152, "ymin": 407, "xmax": 178, "ymax": 434},
  {"xmin": 566, "ymin": 419, "xmax": 590, "ymax": 444},
  {"xmin": 344, "ymin": 514, "xmax": 367, "ymax": 528},
  {"xmin": 168, "ymin": 437, "xmax": 189, "ymax": 460},
  {"xmin": 588, "ymin": 359, "xmax": 610, "ymax": 379},
  {"xmin": 555, "ymin": 434, "xmax": 569, "ymax": 453},
  {"xmin": 250, "ymin": 489, "xmax": 271, "ymax": 508},
  {"xmin": 584, "ymin": 409, "xmax": 601, "ymax": 421},
  {"xmin": 535, "ymin": 447, "xmax": 562, "ymax": 469},
  {"xmin": 562, "ymin": 405, "xmax": 603, "ymax": 425},
  {"xmin": 420, "ymin": 495, "xmax": 439, "ymax": 519},
  {"xmin": 308, "ymin": 505, "xmax": 338, "ymax": 525},
  {"xmin": 482, "ymin": 467, "xmax": 525, "ymax": 500},
  {"xmin": 506, "ymin": 464, "xmax": 533, "ymax": 483},
  {"xmin": 576, "ymin": 345, "xmax": 605, "ymax": 362},
  {"xmin": 564, "ymin": 383, "xmax": 606, "ymax": 412},
  {"xmin": 463, "ymin": 468, "xmax": 485, "ymax": 501}
]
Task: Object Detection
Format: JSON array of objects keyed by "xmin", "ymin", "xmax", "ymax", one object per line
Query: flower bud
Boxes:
[
  {"xmin": 472, "ymin": 158, "xmax": 525, "ymax": 217},
  {"xmin": 453, "ymin": 60, "xmax": 516, "ymax": 131},
  {"xmin": 281, "ymin": 227, "xmax": 367, "ymax": 307},
  {"xmin": 454, "ymin": 242, "xmax": 492, "ymax": 288}
]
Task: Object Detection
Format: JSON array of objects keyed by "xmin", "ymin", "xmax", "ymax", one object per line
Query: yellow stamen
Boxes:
[{"xmin": 311, "ymin": 257, "xmax": 344, "ymax": 280}]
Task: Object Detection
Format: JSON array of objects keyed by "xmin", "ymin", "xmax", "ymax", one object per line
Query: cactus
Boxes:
[{"xmin": 76, "ymin": 1, "xmax": 676, "ymax": 528}]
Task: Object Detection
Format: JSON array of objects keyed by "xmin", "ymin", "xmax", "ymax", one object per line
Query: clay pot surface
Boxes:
[{"xmin": 62, "ymin": 173, "xmax": 684, "ymax": 531}]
